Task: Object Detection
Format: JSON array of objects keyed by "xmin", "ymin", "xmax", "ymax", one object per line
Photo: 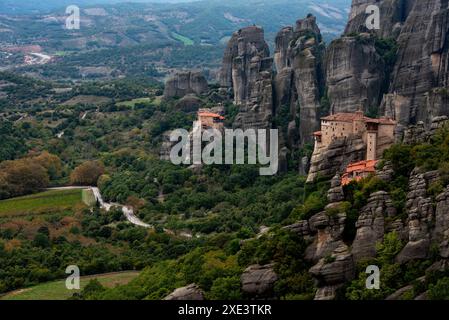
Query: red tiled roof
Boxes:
[
  {"xmin": 321, "ymin": 113, "xmax": 395, "ymax": 125},
  {"xmin": 341, "ymin": 160, "xmax": 379, "ymax": 186},
  {"xmin": 198, "ymin": 112, "xmax": 225, "ymax": 120},
  {"xmin": 345, "ymin": 160, "xmax": 378, "ymax": 173}
]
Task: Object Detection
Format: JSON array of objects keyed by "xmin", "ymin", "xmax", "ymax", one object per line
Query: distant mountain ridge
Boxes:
[{"xmin": 0, "ymin": 0, "xmax": 196, "ymax": 14}]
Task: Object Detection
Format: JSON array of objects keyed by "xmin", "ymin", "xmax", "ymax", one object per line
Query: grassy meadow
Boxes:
[
  {"xmin": 0, "ymin": 189, "xmax": 85, "ymax": 217},
  {"xmin": 0, "ymin": 271, "xmax": 140, "ymax": 300},
  {"xmin": 171, "ymin": 32, "xmax": 194, "ymax": 45}
]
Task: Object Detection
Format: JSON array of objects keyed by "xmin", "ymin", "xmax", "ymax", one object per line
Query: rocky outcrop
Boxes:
[
  {"xmin": 163, "ymin": 71, "xmax": 208, "ymax": 100},
  {"xmin": 351, "ymin": 191, "xmax": 397, "ymax": 262},
  {"xmin": 384, "ymin": 0, "xmax": 449, "ymax": 129},
  {"xmin": 307, "ymin": 136, "xmax": 366, "ymax": 183},
  {"xmin": 241, "ymin": 264, "xmax": 278, "ymax": 298},
  {"xmin": 273, "ymin": 14, "xmax": 324, "ymax": 145},
  {"xmin": 433, "ymin": 187, "xmax": 449, "ymax": 258},
  {"xmin": 305, "ymin": 207, "xmax": 347, "ymax": 263},
  {"xmin": 309, "ymin": 244, "xmax": 355, "ymax": 300},
  {"xmin": 327, "ymin": 175, "xmax": 345, "ymax": 203},
  {"xmin": 344, "ymin": 0, "xmax": 416, "ymax": 39},
  {"xmin": 164, "ymin": 284, "xmax": 205, "ymax": 300},
  {"xmin": 403, "ymin": 116, "xmax": 449, "ymax": 144},
  {"xmin": 232, "ymin": 57, "xmax": 274, "ymax": 130},
  {"xmin": 376, "ymin": 161, "xmax": 394, "ymax": 183},
  {"xmin": 174, "ymin": 94, "xmax": 203, "ymax": 112},
  {"xmin": 220, "ymin": 26, "xmax": 270, "ymax": 90},
  {"xmin": 219, "ymin": 26, "xmax": 273, "ymax": 130},
  {"xmin": 283, "ymin": 220, "xmax": 313, "ymax": 241},
  {"xmin": 397, "ymin": 169, "xmax": 439, "ymax": 263},
  {"xmin": 325, "ymin": 34, "xmax": 385, "ymax": 114},
  {"xmin": 274, "ymin": 27, "xmax": 294, "ymax": 72}
]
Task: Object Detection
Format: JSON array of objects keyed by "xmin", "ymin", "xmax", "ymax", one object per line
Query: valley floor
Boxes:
[{"xmin": 0, "ymin": 271, "xmax": 140, "ymax": 300}]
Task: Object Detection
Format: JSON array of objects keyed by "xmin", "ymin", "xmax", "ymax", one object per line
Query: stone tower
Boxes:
[{"xmin": 366, "ymin": 121, "xmax": 378, "ymax": 161}]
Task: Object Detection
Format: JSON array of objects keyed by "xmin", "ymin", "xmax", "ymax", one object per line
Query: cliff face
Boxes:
[
  {"xmin": 274, "ymin": 15, "xmax": 325, "ymax": 146},
  {"xmin": 216, "ymin": 1, "xmax": 449, "ymax": 173},
  {"xmin": 219, "ymin": 26, "xmax": 270, "ymax": 91},
  {"xmin": 307, "ymin": 136, "xmax": 366, "ymax": 183},
  {"xmin": 327, "ymin": 0, "xmax": 449, "ymax": 134},
  {"xmin": 344, "ymin": 0, "xmax": 416, "ymax": 39},
  {"xmin": 163, "ymin": 71, "xmax": 208, "ymax": 100},
  {"xmin": 306, "ymin": 0, "xmax": 449, "ymax": 181},
  {"xmin": 325, "ymin": 35, "xmax": 385, "ymax": 114},
  {"xmin": 219, "ymin": 15, "xmax": 325, "ymax": 143},
  {"xmin": 286, "ymin": 120, "xmax": 449, "ymax": 299},
  {"xmin": 220, "ymin": 26, "xmax": 274, "ymax": 130},
  {"xmin": 383, "ymin": 0, "xmax": 449, "ymax": 131}
]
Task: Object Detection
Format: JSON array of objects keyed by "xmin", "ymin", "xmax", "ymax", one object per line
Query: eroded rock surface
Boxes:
[
  {"xmin": 164, "ymin": 284, "xmax": 205, "ymax": 300},
  {"xmin": 219, "ymin": 26, "xmax": 273, "ymax": 130},
  {"xmin": 397, "ymin": 169, "xmax": 439, "ymax": 263},
  {"xmin": 352, "ymin": 191, "xmax": 396, "ymax": 262},
  {"xmin": 307, "ymin": 136, "xmax": 366, "ymax": 183},
  {"xmin": 274, "ymin": 14, "xmax": 324, "ymax": 145},
  {"xmin": 325, "ymin": 34, "xmax": 385, "ymax": 114},
  {"xmin": 241, "ymin": 264, "xmax": 278, "ymax": 298},
  {"xmin": 384, "ymin": 0, "xmax": 449, "ymax": 129},
  {"xmin": 163, "ymin": 71, "xmax": 208, "ymax": 100}
]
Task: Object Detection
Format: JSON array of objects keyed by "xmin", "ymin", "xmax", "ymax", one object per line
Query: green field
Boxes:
[
  {"xmin": 117, "ymin": 97, "xmax": 152, "ymax": 107},
  {"xmin": 82, "ymin": 189, "xmax": 96, "ymax": 207},
  {"xmin": 0, "ymin": 271, "xmax": 140, "ymax": 300},
  {"xmin": 0, "ymin": 189, "xmax": 84, "ymax": 217},
  {"xmin": 153, "ymin": 96, "xmax": 162, "ymax": 106},
  {"xmin": 171, "ymin": 32, "xmax": 194, "ymax": 46},
  {"xmin": 54, "ymin": 51, "xmax": 70, "ymax": 57}
]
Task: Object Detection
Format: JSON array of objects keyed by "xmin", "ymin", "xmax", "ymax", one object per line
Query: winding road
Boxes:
[{"xmin": 48, "ymin": 186, "xmax": 152, "ymax": 229}]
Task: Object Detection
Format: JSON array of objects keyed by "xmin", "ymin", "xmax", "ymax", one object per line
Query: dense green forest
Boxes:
[{"xmin": 3, "ymin": 64, "xmax": 449, "ymax": 300}]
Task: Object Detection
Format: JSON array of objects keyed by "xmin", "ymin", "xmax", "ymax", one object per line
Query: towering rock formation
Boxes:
[
  {"xmin": 342, "ymin": 0, "xmax": 449, "ymax": 134},
  {"xmin": 382, "ymin": 0, "xmax": 449, "ymax": 132},
  {"xmin": 163, "ymin": 71, "xmax": 208, "ymax": 100},
  {"xmin": 344, "ymin": 0, "xmax": 416, "ymax": 39},
  {"xmin": 273, "ymin": 14, "xmax": 325, "ymax": 145},
  {"xmin": 325, "ymin": 34, "xmax": 386, "ymax": 114},
  {"xmin": 218, "ymin": 15, "xmax": 325, "ymax": 145},
  {"xmin": 219, "ymin": 26, "xmax": 273, "ymax": 130},
  {"xmin": 219, "ymin": 26, "xmax": 270, "ymax": 90}
]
